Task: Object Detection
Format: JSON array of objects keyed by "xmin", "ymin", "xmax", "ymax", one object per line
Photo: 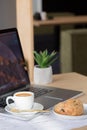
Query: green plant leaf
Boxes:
[
  {"xmin": 34, "ymin": 51, "xmax": 42, "ymax": 66},
  {"xmin": 34, "ymin": 50, "xmax": 57, "ymax": 68}
]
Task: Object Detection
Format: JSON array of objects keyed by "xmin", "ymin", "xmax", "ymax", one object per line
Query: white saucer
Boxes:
[
  {"xmin": 5, "ymin": 102, "xmax": 44, "ymax": 116},
  {"xmin": 53, "ymin": 104, "xmax": 87, "ymax": 120}
]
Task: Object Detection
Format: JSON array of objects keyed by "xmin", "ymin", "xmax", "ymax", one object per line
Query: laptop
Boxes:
[{"xmin": 0, "ymin": 28, "xmax": 83, "ymax": 109}]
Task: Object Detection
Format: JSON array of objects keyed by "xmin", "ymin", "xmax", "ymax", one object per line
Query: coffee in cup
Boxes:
[{"xmin": 6, "ymin": 91, "xmax": 34, "ymax": 110}]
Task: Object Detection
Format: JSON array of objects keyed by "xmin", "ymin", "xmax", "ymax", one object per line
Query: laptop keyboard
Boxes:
[
  {"xmin": 29, "ymin": 87, "xmax": 53, "ymax": 98},
  {"xmin": 0, "ymin": 86, "xmax": 53, "ymax": 107}
]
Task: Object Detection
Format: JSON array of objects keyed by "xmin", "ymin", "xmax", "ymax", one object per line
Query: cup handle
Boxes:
[{"xmin": 6, "ymin": 96, "xmax": 14, "ymax": 108}]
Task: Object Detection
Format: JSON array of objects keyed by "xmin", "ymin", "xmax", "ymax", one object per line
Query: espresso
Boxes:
[{"xmin": 15, "ymin": 93, "xmax": 32, "ymax": 97}]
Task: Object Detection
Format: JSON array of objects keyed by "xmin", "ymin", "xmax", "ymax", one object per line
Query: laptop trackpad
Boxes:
[{"xmin": 35, "ymin": 96, "xmax": 63, "ymax": 109}]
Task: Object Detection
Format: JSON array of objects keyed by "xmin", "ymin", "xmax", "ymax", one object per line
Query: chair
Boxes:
[{"xmin": 60, "ymin": 28, "xmax": 87, "ymax": 76}]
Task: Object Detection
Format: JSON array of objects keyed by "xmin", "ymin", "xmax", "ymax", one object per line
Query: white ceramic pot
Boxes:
[{"xmin": 34, "ymin": 65, "xmax": 53, "ymax": 84}]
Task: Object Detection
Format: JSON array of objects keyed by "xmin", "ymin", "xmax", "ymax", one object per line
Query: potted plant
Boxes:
[{"xmin": 34, "ymin": 49, "xmax": 57, "ymax": 84}]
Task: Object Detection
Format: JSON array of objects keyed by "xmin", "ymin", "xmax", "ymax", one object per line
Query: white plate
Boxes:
[
  {"xmin": 53, "ymin": 104, "xmax": 87, "ymax": 120},
  {"xmin": 5, "ymin": 102, "xmax": 44, "ymax": 116}
]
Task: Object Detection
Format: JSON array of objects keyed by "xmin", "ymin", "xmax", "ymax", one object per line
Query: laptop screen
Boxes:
[{"xmin": 0, "ymin": 28, "xmax": 30, "ymax": 96}]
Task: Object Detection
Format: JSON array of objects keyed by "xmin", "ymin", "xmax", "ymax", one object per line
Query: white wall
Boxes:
[
  {"xmin": 0, "ymin": 0, "xmax": 42, "ymax": 29},
  {"xmin": 33, "ymin": 0, "xmax": 42, "ymax": 14},
  {"xmin": 0, "ymin": 0, "xmax": 16, "ymax": 29}
]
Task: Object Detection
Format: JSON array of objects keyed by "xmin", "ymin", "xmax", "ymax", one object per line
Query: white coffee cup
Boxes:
[
  {"xmin": 6, "ymin": 91, "xmax": 34, "ymax": 110},
  {"xmin": 40, "ymin": 11, "xmax": 47, "ymax": 20}
]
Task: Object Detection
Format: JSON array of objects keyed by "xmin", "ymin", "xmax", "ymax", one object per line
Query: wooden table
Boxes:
[
  {"xmin": 47, "ymin": 72, "xmax": 87, "ymax": 130},
  {"xmin": 34, "ymin": 15, "xmax": 87, "ymax": 26}
]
